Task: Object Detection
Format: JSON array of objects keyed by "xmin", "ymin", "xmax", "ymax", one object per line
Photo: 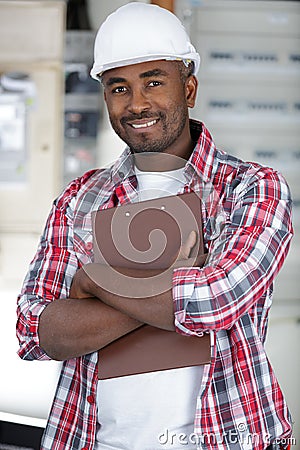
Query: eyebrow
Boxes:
[
  {"xmin": 105, "ymin": 69, "xmax": 169, "ymax": 87},
  {"xmin": 105, "ymin": 76, "xmax": 127, "ymax": 87},
  {"xmin": 139, "ymin": 68, "xmax": 169, "ymax": 78}
]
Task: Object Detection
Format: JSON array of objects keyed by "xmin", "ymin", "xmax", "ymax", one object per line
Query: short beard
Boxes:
[{"xmin": 110, "ymin": 104, "xmax": 188, "ymax": 154}]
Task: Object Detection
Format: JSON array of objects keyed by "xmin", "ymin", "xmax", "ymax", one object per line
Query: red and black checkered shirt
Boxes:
[{"xmin": 17, "ymin": 121, "xmax": 294, "ymax": 449}]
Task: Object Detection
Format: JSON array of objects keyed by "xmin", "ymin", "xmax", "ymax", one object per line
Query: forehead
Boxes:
[{"xmin": 101, "ymin": 59, "xmax": 181, "ymax": 84}]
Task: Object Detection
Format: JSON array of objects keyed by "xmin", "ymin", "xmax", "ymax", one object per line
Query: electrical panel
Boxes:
[
  {"xmin": 180, "ymin": 4, "xmax": 300, "ymax": 439},
  {"xmin": 180, "ymin": 0, "xmax": 300, "ymax": 302},
  {"xmin": 0, "ymin": 1, "xmax": 64, "ymax": 429},
  {"xmin": 0, "ymin": 1, "xmax": 65, "ymax": 234},
  {"xmin": 63, "ymin": 31, "xmax": 102, "ymax": 186}
]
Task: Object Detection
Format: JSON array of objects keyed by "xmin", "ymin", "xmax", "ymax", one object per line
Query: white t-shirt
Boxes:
[
  {"xmin": 134, "ymin": 165, "xmax": 186, "ymax": 201},
  {"xmin": 95, "ymin": 166, "xmax": 204, "ymax": 450}
]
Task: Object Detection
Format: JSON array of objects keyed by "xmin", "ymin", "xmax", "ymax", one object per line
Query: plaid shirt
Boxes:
[{"xmin": 16, "ymin": 121, "xmax": 293, "ymax": 450}]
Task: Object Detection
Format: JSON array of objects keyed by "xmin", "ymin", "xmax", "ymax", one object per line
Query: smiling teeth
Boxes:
[{"xmin": 131, "ymin": 119, "xmax": 157, "ymax": 129}]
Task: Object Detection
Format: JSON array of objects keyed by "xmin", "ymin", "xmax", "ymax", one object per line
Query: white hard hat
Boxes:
[{"xmin": 90, "ymin": 2, "xmax": 200, "ymax": 79}]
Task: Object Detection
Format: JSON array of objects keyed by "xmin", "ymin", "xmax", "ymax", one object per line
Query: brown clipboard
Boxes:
[
  {"xmin": 92, "ymin": 191, "xmax": 205, "ymax": 270},
  {"xmin": 98, "ymin": 326, "xmax": 211, "ymax": 379},
  {"xmin": 92, "ymin": 192, "xmax": 210, "ymax": 379}
]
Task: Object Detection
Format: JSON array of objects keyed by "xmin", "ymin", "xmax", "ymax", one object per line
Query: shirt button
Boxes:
[
  {"xmin": 87, "ymin": 395, "xmax": 95, "ymax": 404},
  {"xmin": 86, "ymin": 242, "xmax": 93, "ymax": 251}
]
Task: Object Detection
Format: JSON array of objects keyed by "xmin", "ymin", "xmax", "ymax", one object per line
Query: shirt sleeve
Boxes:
[
  {"xmin": 16, "ymin": 182, "xmax": 81, "ymax": 361},
  {"xmin": 172, "ymin": 167, "xmax": 294, "ymax": 336}
]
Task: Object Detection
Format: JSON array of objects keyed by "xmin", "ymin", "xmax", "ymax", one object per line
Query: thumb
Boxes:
[{"xmin": 178, "ymin": 230, "xmax": 197, "ymax": 260}]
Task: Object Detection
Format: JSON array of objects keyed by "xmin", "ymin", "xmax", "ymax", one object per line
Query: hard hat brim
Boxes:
[{"xmin": 90, "ymin": 53, "xmax": 200, "ymax": 80}]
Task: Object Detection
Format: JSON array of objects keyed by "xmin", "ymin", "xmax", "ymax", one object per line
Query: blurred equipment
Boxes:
[
  {"xmin": 179, "ymin": 0, "xmax": 300, "ymax": 303},
  {"xmin": 0, "ymin": 0, "xmax": 64, "ymax": 436},
  {"xmin": 150, "ymin": 0, "xmax": 175, "ymax": 13},
  {"xmin": 64, "ymin": 30, "xmax": 101, "ymax": 185},
  {"xmin": 0, "ymin": 72, "xmax": 37, "ymax": 184},
  {"xmin": 64, "ymin": 0, "xmax": 101, "ymax": 186},
  {"xmin": 66, "ymin": 0, "xmax": 91, "ymax": 30},
  {"xmin": 177, "ymin": 0, "xmax": 300, "ymax": 444},
  {"xmin": 0, "ymin": 1, "xmax": 64, "ymax": 234}
]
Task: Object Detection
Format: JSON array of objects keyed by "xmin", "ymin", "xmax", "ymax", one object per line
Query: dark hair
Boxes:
[{"xmin": 177, "ymin": 60, "xmax": 194, "ymax": 83}]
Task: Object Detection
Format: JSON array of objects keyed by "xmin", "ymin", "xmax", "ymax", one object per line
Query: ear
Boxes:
[{"xmin": 185, "ymin": 75, "xmax": 198, "ymax": 108}]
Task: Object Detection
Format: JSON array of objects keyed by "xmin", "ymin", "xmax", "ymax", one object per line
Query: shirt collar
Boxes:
[
  {"xmin": 110, "ymin": 146, "xmax": 135, "ymax": 185},
  {"xmin": 109, "ymin": 119, "xmax": 216, "ymax": 187},
  {"xmin": 185, "ymin": 119, "xmax": 216, "ymax": 184}
]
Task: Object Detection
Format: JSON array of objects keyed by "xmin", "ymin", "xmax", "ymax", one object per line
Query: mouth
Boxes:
[{"xmin": 128, "ymin": 118, "xmax": 159, "ymax": 130}]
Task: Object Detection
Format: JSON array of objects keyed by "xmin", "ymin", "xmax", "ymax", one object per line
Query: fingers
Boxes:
[{"xmin": 178, "ymin": 230, "xmax": 197, "ymax": 260}]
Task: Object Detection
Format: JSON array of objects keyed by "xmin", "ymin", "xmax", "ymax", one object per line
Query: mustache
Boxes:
[{"xmin": 120, "ymin": 111, "xmax": 165, "ymax": 126}]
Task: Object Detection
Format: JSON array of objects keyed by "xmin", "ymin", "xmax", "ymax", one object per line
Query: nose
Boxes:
[{"xmin": 127, "ymin": 87, "xmax": 151, "ymax": 114}]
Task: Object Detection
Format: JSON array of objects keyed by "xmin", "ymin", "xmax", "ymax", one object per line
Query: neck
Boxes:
[
  {"xmin": 161, "ymin": 119, "xmax": 195, "ymax": 165},
  {"xmin": 134, "ymin": 152, "xmax": 189, "ymax": 172}
]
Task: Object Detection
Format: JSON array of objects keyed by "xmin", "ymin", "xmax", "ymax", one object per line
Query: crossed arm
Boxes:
[{"xmin": 38, "ymin": 232, "xmax": 197, "ymax": 360}]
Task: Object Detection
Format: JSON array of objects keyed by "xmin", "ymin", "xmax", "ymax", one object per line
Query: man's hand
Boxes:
[
  {"xmin": 69, "ymin": 267, "xmax": 92, "ymax": 299},
  {"xmin": 178, "ymin": 230, "xmax": 197, "ymax": 260},
  {"xmin": 70, "ymin": 230, "xmax": 199, "ymax": 300},
  {"xmin": 67, "ymin": 230, "xmax": 200, "ymax": 331},
  {"xmin": 70, "ymin": 230, "xmax": 200, "ymax": 301}
]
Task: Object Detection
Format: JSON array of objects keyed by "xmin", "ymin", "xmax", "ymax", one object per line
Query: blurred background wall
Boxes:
[{"xmin": 0, "ymin": 1, "xmax": 299, "ymax": 448}]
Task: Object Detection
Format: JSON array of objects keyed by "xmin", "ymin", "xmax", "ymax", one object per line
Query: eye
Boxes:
[
  {"xmin": 112, "ymin": 86, "xmax": 128, "ymax": 94},
  {"xmin": 148, "ymin": 80, "xmax": 162, "ymax": 87}
]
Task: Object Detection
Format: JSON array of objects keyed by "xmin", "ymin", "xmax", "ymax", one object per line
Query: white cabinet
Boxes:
[
  {"xmin": 182, "ymin": 0, "xmax": 300, "ymax": 443},
  {"xmin": 0, "ymin": 1, "xmax": 65, "ymax": 234},
  {"xmin": 0, "ymin": 1, "xmax": 65, "ymax": 427},
  {"xmin": 266, "ymin": 307, "xmax": 300, "ymax": 447},
  {"xmin": 183, "ymin": 0, "xmax": 300, "ymax": 302}
]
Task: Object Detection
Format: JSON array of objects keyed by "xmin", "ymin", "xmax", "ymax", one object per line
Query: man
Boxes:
[{"xmin": 16, "ymin": 3, "xmax": 293, "ymax": 450}]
